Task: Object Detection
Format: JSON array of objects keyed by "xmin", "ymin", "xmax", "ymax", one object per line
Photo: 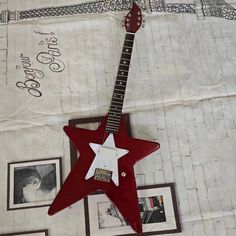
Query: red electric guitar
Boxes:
[{"xmin": 48, "ymin": 3, "xmax": 160, "ymax": 234}]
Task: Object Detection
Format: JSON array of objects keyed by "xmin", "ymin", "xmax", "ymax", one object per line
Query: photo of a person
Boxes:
[
  {"xmin": 8, "ymin": 158, "xmax": 61, "ymax": 210},
  {"xmin": 14, "ymin": 165, "xmax": 56, "ymax": 204}
]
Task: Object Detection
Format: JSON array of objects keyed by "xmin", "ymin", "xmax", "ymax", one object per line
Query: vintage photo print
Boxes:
[
  {"xmin": 8, "ymin": 158, "xmax": 62, "ymax": 210},
  {"xmin": 84, "ymin": 184, "xmax": 181, "ymax": 236},
  {"xmin": 0, "ymin": 229, "xmax": 48, "ymax": 236},
  {"xmin": 97, "ymin": 195, "xmax": 166, "ymax": 229}
]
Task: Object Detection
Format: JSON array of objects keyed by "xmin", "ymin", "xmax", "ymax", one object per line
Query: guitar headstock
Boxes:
[{"xmin": 124, "ymin": 3, "xmax": 142, "ymax": 33}]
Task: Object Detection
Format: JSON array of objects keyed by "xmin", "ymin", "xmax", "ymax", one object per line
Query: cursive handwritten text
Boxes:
[
  {"xmin": 35, "ymin": 30, "xmax": 65, "ymax": 73},
  {"xmin": 16, "ymin": 54, "xmax": 44, "ymax": 97}
]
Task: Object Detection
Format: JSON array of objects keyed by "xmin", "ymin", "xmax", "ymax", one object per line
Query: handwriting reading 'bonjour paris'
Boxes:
[
  {"xmin": 34, "ymin": 30, "xmax": 65, "ymax": 73},
  {"xmin": 16, "ymin": 54, "xmax": 44, "ymax": 97}
]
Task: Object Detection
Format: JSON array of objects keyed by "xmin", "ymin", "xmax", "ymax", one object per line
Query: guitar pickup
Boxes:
[{"xmin": 94, "ymin": 168, "xmax": 112, "ymax": 183}]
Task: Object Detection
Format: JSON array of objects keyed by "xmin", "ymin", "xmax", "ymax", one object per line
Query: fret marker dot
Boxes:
[
  {"xmin": 123, "ymin": 61, "xmax": 126, "ymax": 64},
  {"xmin": 126, "ymin": 49, "xmax": 129, "ymax": 52},
  {"xmin": 121, "ymin": 72, "xmax": 124, "ymax": 75}
]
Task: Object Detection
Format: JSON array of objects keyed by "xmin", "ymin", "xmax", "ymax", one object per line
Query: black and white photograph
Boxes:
[
  {"xmin": 84, "ymin": 183, "xmax": 181, "ymax": 236},
  {"xmin": 7, "ymin": 158, "xmax": 62, "ymax": 210},
  {"xmin": 0, "ymin": 229, "xmax": 48, "ymax": 236}
]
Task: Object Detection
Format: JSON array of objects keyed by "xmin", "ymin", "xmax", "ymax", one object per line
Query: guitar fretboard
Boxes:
[{"xmin": 105, "ymin": 33, "xmax": 135, "ymax": 133}]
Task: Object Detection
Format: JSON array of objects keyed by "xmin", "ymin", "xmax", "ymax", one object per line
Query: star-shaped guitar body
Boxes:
[{"xmin": 48, "ymin": 115, "xmax": 160, "ymax": 233}]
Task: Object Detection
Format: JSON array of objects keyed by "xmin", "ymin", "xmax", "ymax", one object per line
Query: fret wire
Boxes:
[
  {"xmin": 105, "ymin": 128, "xmax": 119, "ymax": 132},
  {"xmin": 118, "ymin": 70, "xmax": 128, "ymax": 73},
  {"xmin": 109, "ymin": 108, "xmax": 123, "ymax": 113},
  {"xmin": 115, "ymin": 84, "xmax": 126, "ymax": 88},
  {"xmin": 106, "ymin": 124, "xmax": 120, "ymax": 129},
  {"xmin": 112, "ymin": 96, "xmax": 124, "ymax": 100},
  {"xmin": 111, "ymin": 100, "xmax": 123, "ymax": 104},
  {"xmin": 122, "ymin": 51, "xmax": 132, "ymax": 55},
  {"xmin": 124, "ymin": 40, "xmax": 133, "ymax": 43},
  {"xmin": 110, "ymin": 105, "xmax": 123, "ymax": 109},
  {"xmin": 123, "ymin": 46, "xmax": 132, "ymax": 48},
  {"xmin": 116, "ymin": 79, "xmax": 127, "ymax": 83},
  {"xmin": 110, "ymin": 108, "xmax": 122, "ymax": 112},
  {"xmin": 107, "ymin": 116, "xmax": 121, "ymax": 123},
  {"xmin": 113, "ymin": 92, "xmax": 124, "ymax": 96},
  {"xmin": 107, "ymin": 116, "xmax": 121, "ymax": 121},
  {"xmin": 106, "ymin": 120, "xmax": 120, "ymax": 125},
  {"xmin": 114, "ymin": 88, "xmax": 125, "ymax": 92},
  {"xmin": 107, "ymin": 118, "xmax": 121, "ymax": 123},
  {"xmin": 121, "ymin": 57, "xmax": 130, "ymax": 61},
  {"xmin": 119, "ymin": 64, "xmax": 129, "ymax": 67},
  {"xmin": 105, "ymin": 127, "xmax": 119, "ymax": 132},
  {"xmin": 108, "ymin": 113, "xmax": 122, "ymax": 118},
  {"xmin": 111, "ymin": 100, "xmax": 124, "ymax": 103},
  {"xmin": 107, "ymin": 120, "xmax": 121, "ymax": 126},
  {"xmin": 107, "ymin": 119, "xmax": 121, "ymax": 124},
  {"xmin": 111, "ymin": 104, "xmax": 122, "ymax": 108},
  {"xmin": 105, "ymin": 129, "xmax": 119, "ymax": 133},
  {"xmin": 114, "ymin": 90, "xmax": 124, "ymax": 94},
  {"xmin": 122, "ymin": 51, "xmax": 131, "ymax": 55},
  {"xmin": 114, "ymin": 90, "xmax": 125, "ymax": 95}
]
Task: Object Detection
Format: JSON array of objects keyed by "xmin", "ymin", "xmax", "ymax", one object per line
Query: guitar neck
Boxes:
[{"xmin": 105, "ymin": 32, "xmax": 135, "ymax": 133}]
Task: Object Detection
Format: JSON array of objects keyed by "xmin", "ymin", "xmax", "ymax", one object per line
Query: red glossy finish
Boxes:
[
  {"xmin": 125, "ymin": 3, "xmax": 142, "ymax": 33},
  {"xmin": 48, "ymin": 115, "xmax": 160, "ymax": 233}
]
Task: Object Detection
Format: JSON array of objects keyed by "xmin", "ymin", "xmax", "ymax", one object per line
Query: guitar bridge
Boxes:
[{"xmin": 94, "ymin": 168, "xmax": 112, "ymax": 183}]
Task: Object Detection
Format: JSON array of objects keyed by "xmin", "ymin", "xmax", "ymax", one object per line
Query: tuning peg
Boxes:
[
  {"xmin": 142, "ymin": 23, "xmax": 145, "ymax": 28},
  {"xmin": 121, "ymin": 19, "xmax": 125, "ymax": 27}
]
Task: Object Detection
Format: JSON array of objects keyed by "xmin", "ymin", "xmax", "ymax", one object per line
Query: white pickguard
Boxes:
[{"xmin": 85, "ymin": 133, "xmax": 129, "ymax": 186}]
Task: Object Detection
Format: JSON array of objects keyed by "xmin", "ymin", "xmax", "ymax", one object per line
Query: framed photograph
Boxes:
[
  {"xmin": 68, "ymin": 114, "xmax": 131, "ymax": 168},
  {"xmin": 84, "ymin": 183, "xmax": 181, "ymax": 236},
  {"xmin": 7, "ymin": 157, "xmax": 62, "ymax": 210},
  {"xmin": 0, "ymin": 229, "xmax": 48, "ymax": 236}
]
